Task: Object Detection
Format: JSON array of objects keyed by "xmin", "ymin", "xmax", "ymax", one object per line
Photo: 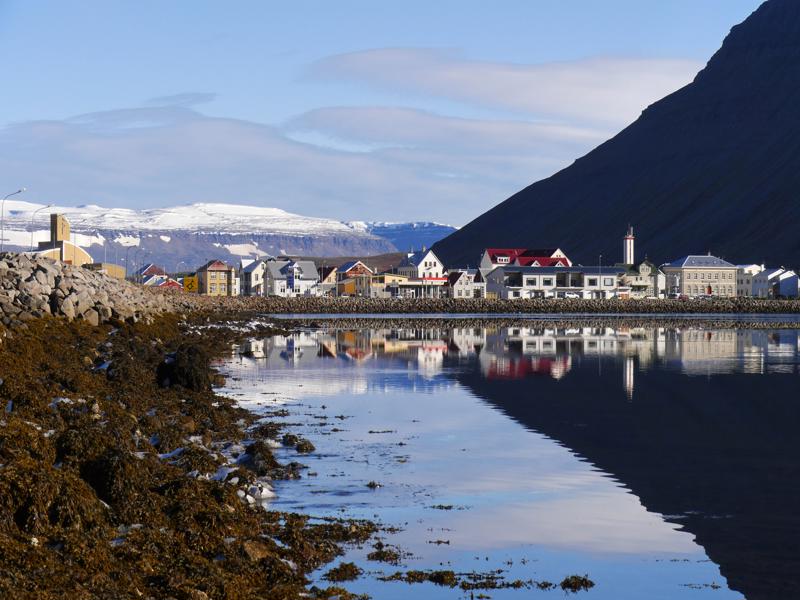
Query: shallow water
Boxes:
[{"xmin": 219, "ymin": 324, "xmax": 800, "ymax": 599}]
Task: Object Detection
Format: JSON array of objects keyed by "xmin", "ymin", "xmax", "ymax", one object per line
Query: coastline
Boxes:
[{"xmin": 0, "ymin": 311, "xmax": 377, "ymax": 600}]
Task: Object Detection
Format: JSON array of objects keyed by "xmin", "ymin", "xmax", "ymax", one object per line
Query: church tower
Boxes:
[{"xmin": 623, "ymin": 225, "xmax": 635, "ymax": 265}]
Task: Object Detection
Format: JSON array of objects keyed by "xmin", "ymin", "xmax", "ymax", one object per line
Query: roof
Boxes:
[
  {"xmin": 241, "ymin": 260, "xmax": 265, "ymax": 274},
  {"xmin": 488, "ymin": 265, "xmax": 627, "ymax": 278},
  {"xmin": 337, "ymin": 260, "xmax": 371, "ymax": 273},
  {"xmin": 485, "ymin": 248, "xmax": 561, "ymax": 261},
  {"xmin": 515, "ymin": 256, "xmax": 568, "ymax": 267},
  {"xmin": 266, "ymin": 260, "xmax": 319, "ymax": 280},
  {"xmin": 198, "ymin": 259, "xmax": 233, "ymax": 271},
  {"xmin": 399, "ymin": 249, "xmax": 440, "ymax": 268},
  {"xmin": 665, "ymin": 255, "xmax": 735, "ymax": 268},
  {"xmin": 318, "ymin": 265, "xmax": 337, "ymax": 280}
]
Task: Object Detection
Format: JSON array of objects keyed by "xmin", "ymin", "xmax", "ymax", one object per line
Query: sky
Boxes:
[{"xmin": 0, "ymin": 0, "xmax": 763, "ymax": 225}]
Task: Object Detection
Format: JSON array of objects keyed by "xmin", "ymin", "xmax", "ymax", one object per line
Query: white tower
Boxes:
[{"xmin": 623, "ymin": 226, "xmax": 635, "ymax": 265}]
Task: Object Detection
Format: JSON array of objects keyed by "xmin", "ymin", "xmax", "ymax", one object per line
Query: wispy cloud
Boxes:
[{"xmin": 311, "ymin": 48, "xmax": 702, "ymax": 126}]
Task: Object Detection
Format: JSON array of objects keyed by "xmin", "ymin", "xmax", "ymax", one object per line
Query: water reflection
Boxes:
[{"xmin": 223, "ymin": 324, "xmax": 800, "ymax": 600}]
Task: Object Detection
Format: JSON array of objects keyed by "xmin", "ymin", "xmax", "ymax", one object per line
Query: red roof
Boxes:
[{"xmin": 485, "ymin": 248, "xmax": 571, "ymax": 267}]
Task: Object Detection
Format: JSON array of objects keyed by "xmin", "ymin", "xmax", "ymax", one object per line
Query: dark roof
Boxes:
[{"xmin": 665, "ymin": 255, "xmax": 735, "ymax": 268}]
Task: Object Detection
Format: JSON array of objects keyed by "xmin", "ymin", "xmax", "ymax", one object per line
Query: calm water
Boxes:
[{"xmin": 219, "ymin": 323, "xmax": 800, "ymax": 600}]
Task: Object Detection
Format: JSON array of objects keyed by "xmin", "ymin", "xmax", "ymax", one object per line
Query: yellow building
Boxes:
[
  {"xmin": 36, "ymin": 214, "xmax": 93, "ymax": 266},
  {"xmin": 84, "ymin": 262, "xmax": 126, "ymax": 279},
  {"xmin": 196, "ymin": 260, "xmax": 239, "ymax": 296}
]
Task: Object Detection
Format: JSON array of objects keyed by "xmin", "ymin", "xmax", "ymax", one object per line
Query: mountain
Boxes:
[
  {"xmin": 434, "ymin": 0, "xmax": 800, "ymax": 269},
  {"xmin": 347, "ymin": 221, "xmax": 458, "ymax": 253},
  {"xmin": 0, "ymin": 201, "xmax": 454, "ymax": 271}
]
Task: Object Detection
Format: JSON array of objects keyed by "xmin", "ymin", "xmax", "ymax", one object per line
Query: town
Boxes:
[{"xmin": 34, "ymin": 213, "xmax": 799, "ymax": 301}]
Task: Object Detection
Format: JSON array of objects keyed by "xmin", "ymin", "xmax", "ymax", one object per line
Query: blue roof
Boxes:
[{"xmin": 666, "ymin": 255, "xmax": 735, "ymax": 268}]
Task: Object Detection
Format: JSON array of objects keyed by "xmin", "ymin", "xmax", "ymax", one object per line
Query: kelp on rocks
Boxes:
[{"xmin": 0, "ymin": 314, "xmax": 376, "ymax": 599}]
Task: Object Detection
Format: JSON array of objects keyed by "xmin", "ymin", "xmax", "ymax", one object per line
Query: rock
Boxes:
[
  {"xmin": 241, "ymin": 540, "xmax": 272, "ymax": 562},
  {"xmin": 83, "ymin": 309, "xmax": 100, "ymax": 327}
]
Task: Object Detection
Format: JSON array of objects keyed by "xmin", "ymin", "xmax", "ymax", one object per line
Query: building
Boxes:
[
  {"xmin": 336, "ymin": 260, "xmax": 374, "ymax": 282},
  {"xmin": 447, "ymin": 269, "xmax": 485, "ymax": 299},
  {"xmin": 484, "ymin": 266, "xmax": 628, "ymax": 299},
  {"xmin": 135, "ymin": 263, "xmax": 167, "ymax": 279},
  {"xmin": 240, "ymin": 260, "xmax": 267, "ymax": 296},
  {"xmin": 264, "ymin": 260, "xmax": 319, "ymax": 296},
  {"xmin": 317, "ymin": 266, "xmax": 338, "ymax": 295},
  {"xmin": 752, "ymin": 267, "xmax": 785, "ymax": 298},
  {"xmin": 84, "ymin": 262, "xmax": 126, "ymax": 279},
  {"xmin": 479, "ymin": 248, "xmax": 572, "ymax": 272},
  {"xmin": 774, "ymin": 270, "xmax": 800, "ymax": 298},
  {"xmin": 196, "ymin": 260, "xmax": 239, "ymax": 296},
  {"xmin": 35, "ymin": 214, "xmax": 93, "ymax": 266},
  {"xmin": 662, "ymin": 254, "xmax": 737, "ymax": 298},
  {"xmin": 736, "ymin": 264, "xmax": 764, "ymax": 297},
  {"xmin": 620, "ymin": 261, "xmax": 664, "ymax": 298},
  {"xmin": 396, "ymin": 249, "xmax": 449, "ymax": 297}
]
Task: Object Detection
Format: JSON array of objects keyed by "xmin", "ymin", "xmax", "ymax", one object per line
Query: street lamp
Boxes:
[
  {"xmin": 1, "ymin": 188, "xmax": 26, "ymax": 253},
  {"xmin": 29, "ymin": 204, "xmax": 53, "ymax": 251}
]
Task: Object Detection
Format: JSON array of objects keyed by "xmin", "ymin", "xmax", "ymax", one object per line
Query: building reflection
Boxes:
[{"xmin": 237, "ymin": 325, "xmax": 800, "ymax": 397}]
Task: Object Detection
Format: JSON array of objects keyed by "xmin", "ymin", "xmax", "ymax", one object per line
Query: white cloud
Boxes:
[
  {"xmin": 311, "ymin": 48, "xmax": 702, "ymax": 126},
  {"xmin": 1, "ymin": 97, "xmax": 611, "ymax": 223}
]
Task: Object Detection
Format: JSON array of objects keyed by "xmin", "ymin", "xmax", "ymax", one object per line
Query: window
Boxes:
[
  {"xmin": 210, "ymin": 284, "xmax": 217, "ymax": 292},
  {"xmin": 542, "ymin": 277, "xmax": 553, "ymax": 286},
  {"xmin": 587, "ymin": 277, "xmax": 598, "ymax": 287},
  {"xmin": 210, "ymin": 272, "xmax": 217, "ymax": 279},
  {"xmin": 715, "ymin": 273, "xmax": 719, "ymax": 279},
  {"xmin": 497, "ymin": 256, "xmax": 510, "ymax": 264},
  {"xmin": 526, "ymin": 277, "xmax": 537, "ymax": 287},
  {"xmin": 512, "ymin": 291, "xmax": 520, "ymax": 298},
  {"xmin": 603, "ymin": 278, "xmax": 614, "ymax": 287}
]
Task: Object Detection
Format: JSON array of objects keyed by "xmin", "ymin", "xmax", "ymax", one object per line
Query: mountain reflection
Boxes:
[{"xmin": 237, "ymin": 324, "xmax": 800, "ymax": 600}]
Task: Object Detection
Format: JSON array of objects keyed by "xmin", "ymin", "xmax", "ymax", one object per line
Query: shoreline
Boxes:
[{"xmin": 0, "ymin": 312, "xmax": 379, "ymax": 599}]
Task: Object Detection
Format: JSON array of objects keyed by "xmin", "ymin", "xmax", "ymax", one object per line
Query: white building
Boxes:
[
  {"xmin": 484, "ymin": 266, "xmax": 628, "ymax": 299},
  {"xmin": 752, "ymin": 267, "xmax": 785, "ymax": 298},
  {"xmin": 397, "ymin": 249, "xmax": 447, "ymax": 280},
  {"xmin": 264, "ymin": 260, "xmax": 320, "ymax": 296},
  {"xmin": 240, "ymin": 260, "xmax": 267, "ymax": 296},
  {"xmin": 736, "ymin": 264, "xmax": 764, "ymax": 297},
  {"xmin": 447, "ymin": 269, "xmax": 485, "ymax": 299}
]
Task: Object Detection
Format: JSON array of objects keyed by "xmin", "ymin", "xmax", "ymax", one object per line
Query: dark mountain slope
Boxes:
[{"xmin": 434, "ymin": 0, "xmax": 800, "ymax": 268}]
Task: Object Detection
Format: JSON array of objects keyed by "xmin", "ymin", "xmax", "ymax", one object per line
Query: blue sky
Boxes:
[{"xmin": 0, "ymin": 1, "xmax": 762, "ymax": 224}]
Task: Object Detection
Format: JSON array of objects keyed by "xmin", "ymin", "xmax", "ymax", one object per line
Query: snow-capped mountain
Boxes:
[
  {"xmin": 347, "ymin": 221, "xmax": 458, "ymax": 253},
  {"xmin": 0, "ymin": 201, "xmax": 456, "ymax": 271}
]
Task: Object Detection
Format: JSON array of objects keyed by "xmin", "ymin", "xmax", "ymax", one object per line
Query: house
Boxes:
[
  {"xmin": 34, "ymin": 214, "xmax": 92, "ymax": 266},
  {"xmin": 157, "ymin": 279, "xmax": 183, "ymax": 290},
  {"xmin": 774, "ymin": 270, "xmax": 800, "ymax": 298},
  {"xmin": 317, "ymin": 266, "xmax": 338, "ymax": 295},
  {"xmin": 396, "ymin": 249, "xmax": 448, "ymax": 297},
  {"xmin": 736, "ymin": 264, "xmax": 764, "ymax": 297},
  {"xmin": 619, "ymin": 261, "xmax": 665, "ymax": 298},
  {"xmin": 196, "ymin": 260, "xmax": 239, "ymax": 296},
  {"xmin": 662, "ymin": 254, "xmax": 737, "ymax": 298},
  {"xmin": 141, "ymin": 274, "xmax": 168, "ymax": 286},
  {"xmin": 135, "ymin": 263, "xmax": 167, "ymax": 279},
  {"xmin": 336, "ymin": 260, "xmax": 374, "ymax": 281},
  {"xmin": 752, "ymin": 267, "xmax": 785, "ymax": 298},
  {"xmin": 479, "ymin": 248, "xmax": 572, "ymax": 271},
  {"xmin": 265, "ymin": 260, "xmax": 320, "ymax": 297},
  {"xmin": 447, "ymin": 269, "xmax": 485, "ymax": 299},
  {"xmin": 240, "ymin": 260, "xmax": 267, "ymax": 296},
  {"xmin": 484, "ymin": 266, "xmax": 628, "ymax": 299}
]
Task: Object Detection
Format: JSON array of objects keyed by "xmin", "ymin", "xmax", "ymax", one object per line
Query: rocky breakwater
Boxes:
[{"xmin": 0, "ymin": 252, "xmax": 175, "ymax": 329}]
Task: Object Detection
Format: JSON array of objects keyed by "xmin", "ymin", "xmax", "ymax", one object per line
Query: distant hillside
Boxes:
[
  {"xmin": 0, "ymin": 202, "xmax": 451, "ymax": 271},
  {"xmin": 434, "ymin": 0, "xmax": 800, "ymax": 268},
  {"xmin": 348, "ymin": 222, "xmax": 457, "ymax": 254}
]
